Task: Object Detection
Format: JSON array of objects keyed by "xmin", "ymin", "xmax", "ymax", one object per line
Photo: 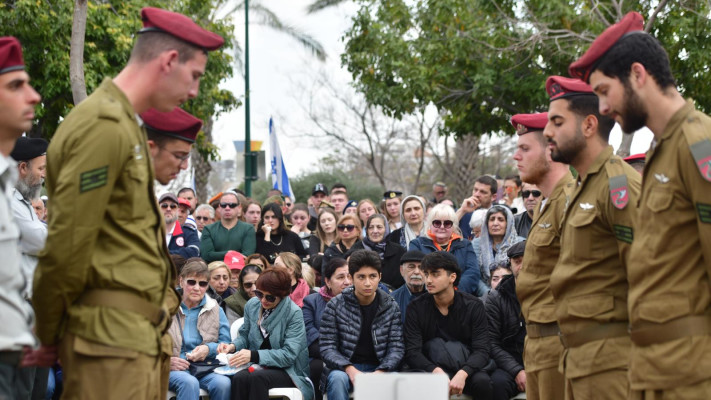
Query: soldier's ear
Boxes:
[{"xmin": 147, "ymin": 139, "xmax": 160, "ymax": 158}]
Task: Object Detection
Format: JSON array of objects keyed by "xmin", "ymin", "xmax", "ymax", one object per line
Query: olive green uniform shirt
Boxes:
[
  {"xmin": 550, "ymin": 146, "xmax": 640, "ymax": 379},
  {"xmin": 628, "ymin": 101, "xmax": 711, "ymax": 389},
  {"xmin": 517, "ymin": 171, "xmax": 574, "ymax": 373},
  {"xmin": 33, "ymin": 78, "xmax": 174, "ymax": 356}
]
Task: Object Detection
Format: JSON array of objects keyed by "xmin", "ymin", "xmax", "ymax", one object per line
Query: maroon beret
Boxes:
[
  {"xmin": 546, "ymin": 76, "xmax": 594, "ymax": 101},
  {"xmin": 569, "ymin": 12, "xmax": 645, "ymax": 82},
  {"xmin": 511, "ymin": 112, "xmax": 549, "ymax": 135},
  {"xmin": 140, "ymin": 7, "xmax": 225, "ymax": 51},
  {"xmin": 0, "ymin": 37, "xmax": 25, "ymax": 75},
  {"xmin": 141, "ymin": 107, "xmax": 202, "ymax": 143},
  {"xmin": 624, "ymin": 153, "xmax": 646, "ymax": 162}
]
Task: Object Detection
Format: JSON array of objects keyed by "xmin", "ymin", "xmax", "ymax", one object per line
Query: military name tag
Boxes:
[
  {"xmin": 697, "ymin": 203, "xmax": 711, "ymax": 224},
  {"xmin": 690, "ymin": 139, "xmax": 711, "ymax": 182},
  {"xmin": 80, "ymin": 166, "xmax": 108, "ymax": 193},
  {"xmin": 613, "ymin": 225, "xmax": 633, "ymax": 244},
  {"xmin": 609, "ymin": 175, "xmax": 629, "ymax": 209}
]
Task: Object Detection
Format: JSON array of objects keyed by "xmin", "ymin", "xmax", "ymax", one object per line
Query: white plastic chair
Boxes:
[
  {"xmin": 268, "ymin": 387, "xmax": 304, "ymax": 400},
  {"xmin": 355, "ymin": 373, "xmax": 449, "ymax": 400},
  {"xmin": 230, "ymin": 317, "xmax": 244, "ymax": 341}
]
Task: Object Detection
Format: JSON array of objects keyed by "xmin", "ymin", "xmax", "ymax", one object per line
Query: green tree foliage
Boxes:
[
  {"xmin": 291, "ymin": 170, "xmax": 385, "ymax": 205},
  {"xmin": 341, "ymin": 0, "xmax": 711, "ymax": 137},
  {"xmin": 0, "ymin": 0, "xmax": 239, "ymax": 143}
]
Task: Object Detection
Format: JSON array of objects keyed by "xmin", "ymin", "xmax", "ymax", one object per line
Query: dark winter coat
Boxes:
[
  {"xmin": 347, "ymin": 241, "xmax": 406, "ymax": 289},
  {"xmin": 484, "ymin": 274, "xmax": 525, "ymax": 378}
]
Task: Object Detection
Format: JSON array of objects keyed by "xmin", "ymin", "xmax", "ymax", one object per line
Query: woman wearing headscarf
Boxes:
[
  {"xmin": 348, "ymin": 214, "xmax": 406, "ymax": 289},
  {"xmin": 386, "ymin": 195, "xmax": 426, "ymax": 250},
  {"xmin": 473, "ymin": 205, "xmax": 524, "ymax": 288}
]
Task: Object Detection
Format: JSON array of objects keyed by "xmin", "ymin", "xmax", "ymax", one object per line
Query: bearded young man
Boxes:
[
  {"xmin": 511, "ymin": 110, "xmax": 572, "ymax": 400},
  {"xmin": 570, "ymin": 11, "xmax": 711, "ymax": 398}
]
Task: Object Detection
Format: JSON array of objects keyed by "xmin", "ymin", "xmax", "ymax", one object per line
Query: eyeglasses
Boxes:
[
  {"xmin": 254, "ymin": 290, "xmax": 277, "ymax": 303},
  {"xmin": 432, "ymin": 220, "xmax": 454, "ymax": 229},
  {"xmin": 522, "ymin": 190, "xmax": 542, "ymax": 198},
  {"xmin": 242, "ymin": 282, "xmax": 255, "ymax": 289},
  {"xmin": 160, "ymin": 203, "xmax": 178, "ymax": 209},
  {"xmin": 220, "ymin": 202, "xmax": 239, "ymax": 209},
  {"xmin": 186, "ymin": 279, "xmax": 209, "ymax": 288},
  {"xmin": 337, "ymin": 224, "xmax": 356, "ymax": 232},
  {"xmin": 195, "ymin": 216, "xmax": 211, "ymax": 221},
  {"xmin": 160, "ymin": 147, "xmax": 190, "ymax": 163}
]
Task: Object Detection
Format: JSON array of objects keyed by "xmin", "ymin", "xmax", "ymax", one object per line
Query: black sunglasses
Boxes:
[
  {"xmin": 337, "ymin": 224, "xmax": 356, "ymax": 232},
  {"xmin": 220, "ymin": 202, "xmax": 239, "ymax": 209},
  {"xmin": 186, "ymin": 279, "xmax": 209, "ymax": 288},
  {"xmin": 254, "ymin": 290, "xmax": 277, "ymax": 303},
  {"xmin": 522, "ymin": 190, "xmax": 542, "ymax": 198},
  {"xmin": 432, "ymin": 219, "xmax": 454, "ymax": 229},
  {"xmin": 242, "ymin": 282, "xmax": 255, "ymax": 289},
  {"xmin": 160, "ymin": 203, "xmax": 178, "ymax": 209},
  {"xmin": 195, "ymin": 216, "xmax": 211, "ymax": 221}
]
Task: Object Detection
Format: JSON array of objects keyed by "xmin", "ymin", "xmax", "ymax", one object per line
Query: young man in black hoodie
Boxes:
[{"xmin": 404, "ymin": 251, "xmax": 492, "ymax": 399}]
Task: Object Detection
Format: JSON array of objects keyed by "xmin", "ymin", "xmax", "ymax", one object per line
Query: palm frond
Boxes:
[
  {"xmin": 306, "ymin": 0, "xmax": 348, "ymax": 14},
  {"xmin": 250, "ymin": 4, "xmax": 327, "ymax": 61}
]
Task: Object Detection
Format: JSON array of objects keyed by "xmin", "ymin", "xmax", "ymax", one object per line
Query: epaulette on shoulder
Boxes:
[{"xmin": 98, "ymin": 97, "xmax": 122, "ymax": 122}]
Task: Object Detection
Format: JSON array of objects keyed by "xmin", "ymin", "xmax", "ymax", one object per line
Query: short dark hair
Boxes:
[
  {"xmin": 504, "ymin": 175, "xmax": 521, "ymax": 188},
  {"xmin": 593, "ymin": 32, "xmax": 676, "ymax": 91},
  {"xmin": 475, "ymin": 175, "xmax": 497, "ymax": 194},
  {"xmin": 348, "ymin": 249, "xmax": 382, "ymax": 276},
  {"xmin": 130, "ymin": 32, "xmax": 202, "ymax": 64},
  {"xmin": 239, "ymin": 264, "xmax": 263, "ymax": 287},
  {"xmin": 147, "ymin": 128, "xmax": 179, "ymax": 148},
  {"xmin": 255, "ymin": 268, "xmax": 291, "ymax": 298},
  {"xmin": 259, "ymin": 203, "xmax": 285, "ymax": 234},
  {"xmin": 420, "ymin": 251, "xmax": 461, "ymax": 286},
  {"xmin": 324, "ymin": 257, "xmax": 348, "ymax": 280},
  {"xmin": 566, "ymin": 95, "xmax": 616, "ymax": 141},
  {"xmin": 331, "ymin": 183, "xmax": 347, "ymax": 193},
  {"xmin": 178, "ymin": 187, "xmax": 196, "ymax": 197}
]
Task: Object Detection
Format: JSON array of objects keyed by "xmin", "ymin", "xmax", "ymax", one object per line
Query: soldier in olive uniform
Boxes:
[
  {"xmin": 511, "ymin": 110, "xmax": 573, "ymax": 400},
  {"xmin": 543, "ymin": 71, "xmax": 640, "ymax": 399},
  {"xmin": 571, "ymin": 11, "xmax": 711, "ymax": 399},
  {"xmin": 31, "ymin": 8, "xmax": 223, "ymax": 400}
]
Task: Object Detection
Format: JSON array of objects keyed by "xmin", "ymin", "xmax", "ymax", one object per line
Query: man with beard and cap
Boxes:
[
  {"xmin": 0, "ymin": 36, "xmax": 45, "ymax": 400},
  {"xmin": 511, "ymin": 109, "xmax": 574, "ymax": 400},
  {"xmin": 31, "ymin": 7, "xmax": 224, "ymax": 400},
  {"xmin": 571, "ymin": 11, "xmax": 711, "ymax": 398},
  {"xmin": 543, "ymin": 73, "xmax": 640, "ymax": 399},
  {"xmin": 390, "ymin": 250, "xmax": 426, "ymax": 324}
]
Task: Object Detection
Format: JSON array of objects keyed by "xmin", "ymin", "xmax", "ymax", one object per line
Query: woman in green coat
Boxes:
[{"xmin": 218, "ymin": 268, "xmax": 313, "ymax": 400}]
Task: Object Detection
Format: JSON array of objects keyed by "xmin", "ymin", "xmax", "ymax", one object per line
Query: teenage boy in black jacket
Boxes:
[{"xmin": 404, "ymin": 251, "xmax": 493, "ymax": 399}]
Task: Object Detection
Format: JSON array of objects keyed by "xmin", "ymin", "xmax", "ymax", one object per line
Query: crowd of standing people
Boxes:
[{"xmin": 0, "ymin": 7, "xmax": 709, "ymax": 400}]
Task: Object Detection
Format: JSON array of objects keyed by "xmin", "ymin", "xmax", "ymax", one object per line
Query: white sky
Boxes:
[{"xmin": 210, "ymin": 1, "xmax": 655, "ymax": 181}]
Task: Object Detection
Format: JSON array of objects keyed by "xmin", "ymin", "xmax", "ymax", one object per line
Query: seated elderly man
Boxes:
[
  {"xmin": 390, "ymin": 250, "xmax": 426, "ymax": 324},
  {"xmin": 160, "ymin": 192, "xmax": 200, "ymax": 259}
]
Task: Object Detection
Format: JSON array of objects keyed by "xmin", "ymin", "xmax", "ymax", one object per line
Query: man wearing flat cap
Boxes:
[
  {"xmin": 573, "ymin": 11, "xmax": 711, "ymax": 398},
  {"xmin": 511, "ymin": 110, "xmax": 573, "ymax": 400},
  {"xmin": 32, "ymin": 8, "xmax": 224, "ymax": 400},
  {"xmin": 543, "ymin": 74, "xmax": 640, "ymax": 399},
  {"xmin": 0, "ymin": 36, "xmax": 44, "ymax": 400}
]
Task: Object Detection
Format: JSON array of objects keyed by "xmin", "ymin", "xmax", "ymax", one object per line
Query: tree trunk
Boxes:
[
  {"xmin": 616, "ymin": 132, "xmax": 635, "ymax": 157},
  {"xmin": 451, "ymin": 134, "xmax": 480, "ymax": 203},
  {"xmin": 69, "ymin": 0, "xmax": 88, "ymax": 104},
  {"xmin": 193, "ymin": 117, "xmax": 214, "ymax": 203}
]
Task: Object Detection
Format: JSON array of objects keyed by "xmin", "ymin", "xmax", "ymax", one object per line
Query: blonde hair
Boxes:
[
  {"xmin": 276, "ymin": 252, "xmax": 303, "ymax": 280},
  {"xmin": 208, "ymin": 261, "xmax": 231, "ymax": 279},
  {"xmin": 336, "ymin": 214, "xmax": 362, "ymax": 244}
]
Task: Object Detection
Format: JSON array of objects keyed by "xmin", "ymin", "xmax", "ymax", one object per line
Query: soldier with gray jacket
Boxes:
[{"xmin": 320, "ymin": 250, "xmax": 404, "ymax": 400}]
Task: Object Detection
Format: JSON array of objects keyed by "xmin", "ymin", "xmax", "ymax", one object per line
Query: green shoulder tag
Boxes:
[
  {"xmin": 80, "ymin": 166, "xmax": 108, "ymax": 193},
  {"xmin": 697, "ymin": 203, "xmax": 711, "ymax": 224},
  {"xmin": 613, "ymin": 224, "xmax": 633, "ymax": 244}
]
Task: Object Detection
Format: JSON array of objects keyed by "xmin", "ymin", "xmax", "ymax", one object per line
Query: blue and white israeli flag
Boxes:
[{"xmin": 269, "ymin": 117, "xmax": 293, "ymax": 199}]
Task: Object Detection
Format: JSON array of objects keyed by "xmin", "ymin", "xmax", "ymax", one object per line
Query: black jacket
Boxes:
[
  {"xmin": 255, "ymin": 230, "xmax": 307, "ymax": 264},
  {"xmin": 404, "ymin": 291, "xmax": 490, "ymax": 376},
  {"xmin": 347, "ymin": 241, "xmax": 406, "ymax": 289},
  {"xmin": 484, "ymin": 274, "xmax": 525, "ymax": 377},
  {"xmin": 321, "ymin": 240, "xmax": 361, "ymax": 276}
]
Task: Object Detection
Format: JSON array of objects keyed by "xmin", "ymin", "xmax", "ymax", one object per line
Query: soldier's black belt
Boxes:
[
  {"xmin": 0, "ymin": 351, "xmax": 22, "ymax": 366},
  {"xmin": 526, "ymin": 322, "xmax": 560, "ymax": 338},
  {"xmin": 631, "ymin": 314, "xmax": 711, "ymax": 347},
  {"xmin": 559, "ymin": 322, "xmax": 628, "ymax": 349},
  {"xmin": 77, "ymin": 289, "xmax": 166, "ymax": 327}
]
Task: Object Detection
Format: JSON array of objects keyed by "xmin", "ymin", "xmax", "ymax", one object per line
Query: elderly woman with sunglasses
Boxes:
[
  {"xmin": 408, "ymin": 204, "xmax": 486, "ymax": 296},
  {"xmin": 348, "ymin": 214, "xmax": 406, "ymax": 289},
  {"xmin": 321, "ymin": 214, "xmax": 362, "ymax": 278},
  {"xmin": 218, "ymin": 269, "xmax": 313, "ymax": 400},
  {"xmin": 167, "ymin": 258, "xmax": 232, "ymax": 400}
]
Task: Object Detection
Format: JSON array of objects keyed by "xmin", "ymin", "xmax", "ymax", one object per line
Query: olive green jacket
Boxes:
[{"xmin": 34, "ymin": 78, "xmax": 175, "ymax": 356}]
